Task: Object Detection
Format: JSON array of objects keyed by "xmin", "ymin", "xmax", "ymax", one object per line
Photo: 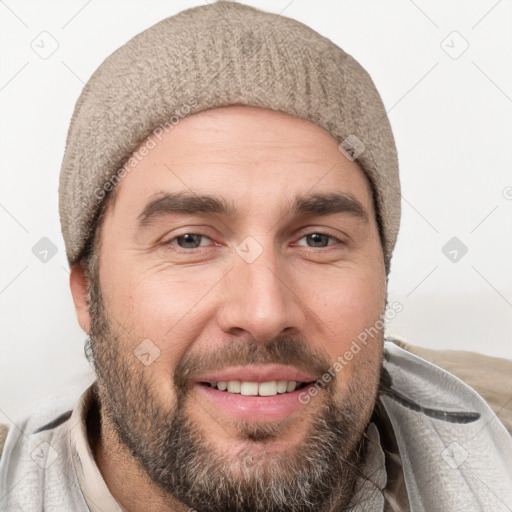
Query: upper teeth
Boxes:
[{"xmin": 210, "ymin": 380, "xmax": 299, "ymax": 396}]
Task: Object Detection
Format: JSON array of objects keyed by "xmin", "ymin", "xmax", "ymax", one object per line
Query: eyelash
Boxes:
[
  {"xmin": 162, "ymin": 231, "xmax": 344, "ymax": 251},
  {"xmin": 164, "ymin": 233, "xmax": 217, "ymax": 251},
  {"xmin": 293, "ymin": 233, "xmax": 342, "ymax": 248}
]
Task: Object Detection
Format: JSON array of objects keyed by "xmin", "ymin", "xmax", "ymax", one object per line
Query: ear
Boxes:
[{"xmin": 70, "ymin": 263, "xmax": 92, "ymax": 334}]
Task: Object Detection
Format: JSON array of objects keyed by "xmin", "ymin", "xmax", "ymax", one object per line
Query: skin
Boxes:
[{"xmin": 70, "ymin": 106, "xmax": 387, "ymax": 511}]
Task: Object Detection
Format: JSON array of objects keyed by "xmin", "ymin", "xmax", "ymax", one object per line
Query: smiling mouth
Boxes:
[{"xmin": 199, "ymin": 380, "xmax": 311, "ymax": 396}]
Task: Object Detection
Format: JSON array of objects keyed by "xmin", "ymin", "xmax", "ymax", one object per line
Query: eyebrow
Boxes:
[
  {"xmin": 137, "ymin": 191, "xmax": 368, "ymax": 229},
  {"xmin": 137, "ymin": 192, "xmax": 238, "ymax": 228},
  {"xmin": 293, "ymin": 193, "xmax": 368, "ymax": 221}
]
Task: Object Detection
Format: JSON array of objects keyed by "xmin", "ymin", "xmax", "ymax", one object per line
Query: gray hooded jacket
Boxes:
[{"xmin": 1, "ymin": 340, "xmax": 511, "ymax": 511}]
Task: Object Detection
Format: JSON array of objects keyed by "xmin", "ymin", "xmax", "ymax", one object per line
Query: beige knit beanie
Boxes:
[{"xmin": 59, "ymin": 1, "xmax": 401, "ymax": 271}]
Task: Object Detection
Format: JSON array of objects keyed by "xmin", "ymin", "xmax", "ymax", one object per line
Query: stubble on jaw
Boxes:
[{"xmin": 82, "ymin": 271, "xmax": 385, "ymax": 512}]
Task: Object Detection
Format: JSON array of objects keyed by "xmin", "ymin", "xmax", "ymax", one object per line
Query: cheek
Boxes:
[
  {"xmin": 301, "ymin": 267, "xmax": 386, "ymax": 368},
  {"xmin": 99, "ymin": 255, "xmax": 223, "ymax": 363}
]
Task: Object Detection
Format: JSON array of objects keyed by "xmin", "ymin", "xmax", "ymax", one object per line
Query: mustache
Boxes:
[{"xmin": 173, "ymin": 334, "xmax": 333, "ymax": 394}]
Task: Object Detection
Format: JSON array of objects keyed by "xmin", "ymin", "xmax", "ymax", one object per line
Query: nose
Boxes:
[{"xmin": 216, "ymin": 246, "xmax": 306, "ymax": 342}]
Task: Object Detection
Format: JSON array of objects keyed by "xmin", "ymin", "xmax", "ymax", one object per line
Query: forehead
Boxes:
[{"xmin": 106, "ymin": 106, "xmax": 374, "ymax": 219}]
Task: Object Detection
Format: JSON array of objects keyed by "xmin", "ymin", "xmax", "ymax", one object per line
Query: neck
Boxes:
[{"xmin": 93, "ymin": 401, "xmax": 188, "ymax": 512}]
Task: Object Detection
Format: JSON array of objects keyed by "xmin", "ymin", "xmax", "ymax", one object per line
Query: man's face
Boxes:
[{"xmin": 82, "ymin": 106, "xmax": 387, "ymax": 511}]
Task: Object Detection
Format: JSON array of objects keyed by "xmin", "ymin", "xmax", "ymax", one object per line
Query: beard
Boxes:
[{"xmin": 85, "ymin": 272, "xmax": 384, "ymax": 512}]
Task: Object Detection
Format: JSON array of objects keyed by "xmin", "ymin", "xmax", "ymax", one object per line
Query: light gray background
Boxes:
[{"xmin": 1, "ymin": 0, "xmax": 511, "ymax": 426}]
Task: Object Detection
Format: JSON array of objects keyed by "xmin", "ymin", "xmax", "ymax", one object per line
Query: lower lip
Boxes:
[{"xmin": 195, "ymin": 383, "xmax": 313, "ymax": 422}]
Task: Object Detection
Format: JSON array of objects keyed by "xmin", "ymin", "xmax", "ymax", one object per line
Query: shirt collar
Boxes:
[{"xmin": 68, "ymin": 384, "xmax": 121, "ymax": 512}]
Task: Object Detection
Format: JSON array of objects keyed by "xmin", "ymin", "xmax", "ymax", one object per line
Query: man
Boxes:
[{"xmin": 0, "ymin": 2, "xmax": 511, "ymax": 511}]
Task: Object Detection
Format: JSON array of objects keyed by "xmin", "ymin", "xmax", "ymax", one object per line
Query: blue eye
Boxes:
[
  {"xmin": 297, "ymin": 233, "xmax": 338, "ymax": 248},
  {"xmin": 172, "ymin": 234, "xmax": 211, "ymax": 249}
]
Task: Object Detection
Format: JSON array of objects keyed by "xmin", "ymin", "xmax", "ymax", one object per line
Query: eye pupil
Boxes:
[
  {"xmin": 307, "ymin": 233, "xmax": 329, "ymax": 247},
  {"xmin": 177, "ymin": 234, "xmax": 203, "ymax": 248}
]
